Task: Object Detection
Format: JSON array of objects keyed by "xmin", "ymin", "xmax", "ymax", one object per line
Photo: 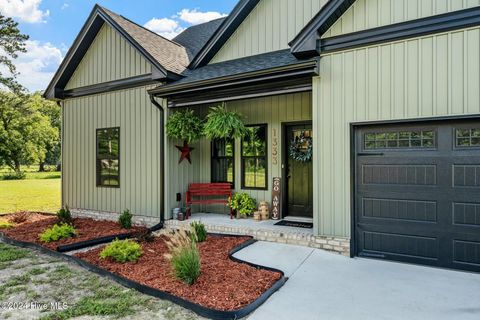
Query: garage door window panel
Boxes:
[
  {"xmin": 364, "ymin": 130, "xmax": 436, "ymax": 150},
  {"xmin": 456, "ymin": 128, "xmax": 480, "ymax": 147}
]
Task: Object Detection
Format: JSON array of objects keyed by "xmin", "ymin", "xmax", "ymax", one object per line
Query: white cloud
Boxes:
[
  {"xmin": 144, "ymin": 17, "xmax": 184, "ymax": 39},
  {"xmin": 61, "ymin": 2, "xmax": 68, "ymax": 10},
  {"xmin": 177, "ymin": 9, "xmax": 227, "ymax": 25},
  {"xmin": 12, "ymin": 40, "xmax": 63, "ymax": 92},
  {"xmin": 0, "ymin": 0, "xmax": 49, "ymax": 23}
]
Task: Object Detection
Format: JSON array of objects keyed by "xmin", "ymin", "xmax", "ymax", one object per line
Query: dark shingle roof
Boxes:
[
  {"xmin": 102, "ymin": 7, "xmax": 189, "ymax": 75},
  {"xmin": 173, "ymin": 18, "xmax": 226, "ymax": 61},
  {"xmin": 173, "ymin": 49, "xmax": 309, "ymax": 85}
]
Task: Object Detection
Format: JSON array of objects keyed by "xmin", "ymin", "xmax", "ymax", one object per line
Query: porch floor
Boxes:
[{"xmin": 164, "ymin": 213, "xmax": 350, "ymax": 255}]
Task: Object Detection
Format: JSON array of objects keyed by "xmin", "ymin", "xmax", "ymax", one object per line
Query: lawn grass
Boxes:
[{"xmin": 0, "ymin": 178, "xmax": 61, "ymax": 214}]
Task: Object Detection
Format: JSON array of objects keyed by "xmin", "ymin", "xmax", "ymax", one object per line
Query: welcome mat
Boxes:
[{"xmin": 274, "ymin": 220, "xmax": 313, "ymax": 229}]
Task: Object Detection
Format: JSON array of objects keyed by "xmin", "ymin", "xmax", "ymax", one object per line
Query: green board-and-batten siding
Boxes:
[
  {"xmin": 313, "ymin": 27, "xmax": 480, "ymax": 238},
  {"xmin": 323, "ymin": 0, "xmax": 480, "ymax": 38},
  {"xmin": 164, "ymin": 92, "xmax": 312, "ymax": 219},
  {"xmin": 62, "ymin": 85, "xmax": 163, "ymax": 218},
  {"xmin": 210, "ymin": 0, "xmax": 329, "ymax": 64},
  {"xmin": 65, "ymin": 23, "xmax": 152, "ymax": 90}
]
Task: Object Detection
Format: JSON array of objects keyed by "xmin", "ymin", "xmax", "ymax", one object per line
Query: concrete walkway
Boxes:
[{"xmin": 234, "ymin": 242, "xmax": 480, "ymax": 320}]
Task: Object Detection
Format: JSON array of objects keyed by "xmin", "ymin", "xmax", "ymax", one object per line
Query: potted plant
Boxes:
[
  {"xmin": 227, "ymin": 193, "xmax": 257, "ymax": 219},
  {"xmin": 203, "ymin": 103, "xmax": 248, "ymax": 139},
  {"xmin": 166, "ymin": 109, "xmax": 203, "ymax": 163}
]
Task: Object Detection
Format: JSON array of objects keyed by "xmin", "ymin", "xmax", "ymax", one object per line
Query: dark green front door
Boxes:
[{"xmin": 285, "ymin": 124, "xmax": 313, "ymax": 218}]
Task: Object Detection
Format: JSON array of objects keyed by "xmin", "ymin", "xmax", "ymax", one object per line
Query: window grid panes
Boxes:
[
  {"xmin": 211, "ymin": 138, "xmax": 234, "ymax": 186},
  {"xmin": 364, "ymin": 130, "xmax": 436, "ymax": 150},
  {"xmin": 456, "ymin": 128, "xmax": 480, "ymax": 147},
  {"xmin": 242, "ymin": 125, "xmax": 267, "ymax": 190},
  {"xmin": 96, "ymin": 128, "xmax": 120, "ymax": 187}
]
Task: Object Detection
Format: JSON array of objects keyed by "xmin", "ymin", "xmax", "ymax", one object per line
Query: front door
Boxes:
[{"xmin": 285, "ymin": 124, "xmax": 313, "ymax": 218}]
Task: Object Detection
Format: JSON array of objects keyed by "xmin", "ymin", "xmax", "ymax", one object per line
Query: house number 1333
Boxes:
[{"xmin": 272, "ymin": 128, "xmax": 278, "ymax": 165}]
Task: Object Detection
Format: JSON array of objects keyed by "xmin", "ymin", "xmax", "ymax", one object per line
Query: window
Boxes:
[
  {"xmin": 364, "ymin": 130, "xmax": 436, "ymax": 150},
  {"xmin": 96, "ymin": 127, "xmax": 120, "ymax": 187},
  {"xmin": 242, "ymin": 125, "xmax": 267, "ymax": 190},
  {"xmin": 456, "ymin": 128, "xmax": 480, "ymax": 147},
  {"xmin": 211, "ymin": 138, "xmax": 234, "ymax": 186}
]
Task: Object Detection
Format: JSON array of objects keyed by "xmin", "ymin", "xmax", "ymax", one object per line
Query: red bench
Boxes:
[{"xmin": 185, "ymin": 183, "xmax": 233, "ymax": 219}]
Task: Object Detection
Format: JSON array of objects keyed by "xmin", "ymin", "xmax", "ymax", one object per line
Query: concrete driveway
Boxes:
[{"xmin": 233, "ymin": 242, "xmax": 480, "ymax": 320}]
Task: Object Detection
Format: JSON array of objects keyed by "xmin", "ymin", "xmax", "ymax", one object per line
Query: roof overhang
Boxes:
[
  {"xmin": 149, "ymin": 59, "xmax": 319, "ymax": 107},
  {"xmin": 289, "ymin": 0, "xmax": 356, "ymax": 58},
  {"xmin": 44, "ymin": 5, "xmax": 181, "ymax": 100}
]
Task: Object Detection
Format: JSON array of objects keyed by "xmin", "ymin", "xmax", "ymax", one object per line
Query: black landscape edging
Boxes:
[
  {"xmin": 56, "ymin": 221, "xmax": 164, "ymax": 252},
  {"xmin": 0, "ymin": 232, "xmax": 286, "ymax": 320}
]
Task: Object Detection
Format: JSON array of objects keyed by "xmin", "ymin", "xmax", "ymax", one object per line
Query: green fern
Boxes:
[
  {"xmin": 203, "ymin": 104, "xmax": 248, "ymax": 139},
  {"xmin": 166, "ymin": 109, "xmax": 204, "ymax": 143}
]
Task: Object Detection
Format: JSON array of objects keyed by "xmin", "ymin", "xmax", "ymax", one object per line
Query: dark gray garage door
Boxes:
[{"xmin": 355, "ymin": 120, "xmax": 480, "ymax": 272}]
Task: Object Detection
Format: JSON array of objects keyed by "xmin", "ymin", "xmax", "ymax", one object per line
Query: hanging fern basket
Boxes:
[{"xmin": 289, "ymin": 132, "xmax": 313, "ymax": 163}]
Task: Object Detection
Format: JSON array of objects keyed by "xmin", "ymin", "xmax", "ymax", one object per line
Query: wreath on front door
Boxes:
[{"xmin": 289, "ymin": 132, "xmax": 313, "ymax": 163}]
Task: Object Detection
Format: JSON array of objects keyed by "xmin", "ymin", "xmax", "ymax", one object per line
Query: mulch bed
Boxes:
[
  {"xmin": 1, "ymin": 212, "xmax": 146, "ymax": 250},
  {"xmin": 75, "ymin": 235, "xmax": 282, "ymax": 311}
]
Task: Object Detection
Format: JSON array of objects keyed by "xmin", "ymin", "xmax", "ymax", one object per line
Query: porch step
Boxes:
[{"xmin": 163, "ymin": 215, "xmax": 350, "ymax": 256}]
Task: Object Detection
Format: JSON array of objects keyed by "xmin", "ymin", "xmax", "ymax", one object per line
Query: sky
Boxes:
[{"xmin": 0, "ymin": 0, "xmax": 238, "ymax": 92}]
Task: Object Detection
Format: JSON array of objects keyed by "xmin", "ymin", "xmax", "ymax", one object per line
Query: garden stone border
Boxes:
[{"xmin": 0, "ymin": 232, "xmax": 287, "ymax": 320}]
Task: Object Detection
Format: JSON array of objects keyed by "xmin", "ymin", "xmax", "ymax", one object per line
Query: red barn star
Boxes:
[{"xmin": 175, "ymin": 141, "xmax": 194, "ymax": 164}]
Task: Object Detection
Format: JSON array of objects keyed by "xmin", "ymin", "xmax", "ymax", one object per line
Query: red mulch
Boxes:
[
  {"xmin": 75, "ymin": 235, "xmax": 282, "ymax": 311},
  {"xmin": 1, "ymin": 212, "xmax": 146, "ymax": 250}
]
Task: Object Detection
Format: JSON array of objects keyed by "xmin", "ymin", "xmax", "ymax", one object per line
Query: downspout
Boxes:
[{"xmin": 149, "ymin": 94, "xmax": 165, "ymax": 226}]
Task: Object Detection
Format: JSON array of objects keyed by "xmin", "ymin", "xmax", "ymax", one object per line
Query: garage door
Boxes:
[{"xmin": 355, "ymin": 120, "xmax": 480, "ymax": 272}]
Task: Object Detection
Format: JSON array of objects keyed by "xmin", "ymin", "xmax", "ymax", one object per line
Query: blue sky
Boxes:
[{"xmin": 1, "ymin": 0, "xmax": 237, "ymax": 91}]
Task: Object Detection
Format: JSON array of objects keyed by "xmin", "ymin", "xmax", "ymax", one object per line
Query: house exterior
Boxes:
[{"xmin": 46, "ymin": 0, "xmax": 480, "ymax": 273}]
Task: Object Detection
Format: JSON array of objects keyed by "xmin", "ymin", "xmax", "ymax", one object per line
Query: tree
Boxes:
[
  {"xmin": 27, "ymin": 92, "xmax": 61, "ymax": 171},
  {"xmin": 0, "ymin": 91, "xmax": 58, "ymax": 172},
  {"xmin": 0, "ymin": 14, "xmax": 29, "ymax": 93}
]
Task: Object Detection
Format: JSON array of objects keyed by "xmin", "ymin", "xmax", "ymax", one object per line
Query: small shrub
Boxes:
[
  {"xmin": 1, "ymin": 171, "xmax": 26, "ymax": 180},
  {"xmin": 118, "ymin": 209, "xmax": 133, "ymax": 229},
  {"xmin": 39, "ymin": 224, "xmax": 76, "ymax": 243},
  {"xmin": 227, "ymin": 193, "xmax": 257, "ymax": 217},
  {"xmin": 190, "ymin": 221, "xmax": 207, "ymax": 243},
  {"xmin": 0, "ymin": 221, "xmax": 14, "ymax": 229},
  {"xmin": 9, "ymin": 212, "xmax": 28, "ymax": 224},
  {"xmin": 164, "ymin": 230, "xmax": 201, "ymax": 285},
  {"xmin": 57, "ymin": 206, "xmax": 73, "ymax": 225},
  {"xmin": 100, "ymin": 239, "xmax": 142, "ymax": 263}
]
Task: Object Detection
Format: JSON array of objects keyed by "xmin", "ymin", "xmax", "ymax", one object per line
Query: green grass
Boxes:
[
  {"xmin": 40, "ymin": 285, "xmax": 148, "ymax": 320},
  {"xmin": 0, "ymin": 243, "xmax": 30, "ymax": 262},
  {"xmin": 0, "ymin": 178, "xmax": 61, "ymax": 214}
]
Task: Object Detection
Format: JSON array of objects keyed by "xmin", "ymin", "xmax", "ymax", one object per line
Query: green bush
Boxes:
[
  {"xmin": 190, "ymin": 221, "xmax": 207, "ymax": 243},
  {"xmin": 227, "ymin": 192, "xmax": 257, "ymax": 217},
  {"xmin": 165, "ymin": 230, "xmax": 201, "ymax": 285},
  {"xmin": 1, "ymin": 171, "xmax": 26, "ymax": 180},
  {"xmin": 118, "ymin": 209, "xmax": 133, "ymax": 229},
  {"xmin": 100, "ymin": 239, "xmax": 142, "ymax": 263},
  {"xmin": 57, "ymin": 205, "xmax": 73, "ymax": 225},
  {"xmin": 39, "ymin": 224, "xmax": 76, "ymax": 243}
]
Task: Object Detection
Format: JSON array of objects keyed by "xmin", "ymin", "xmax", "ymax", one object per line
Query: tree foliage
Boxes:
[
  {"xmin": 0, "ymin": 14, "xmax": 29, "ymax": 93},
  {"xmin": 0, "ymin": 91, "xmax": 59, "ymax": 172}
]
